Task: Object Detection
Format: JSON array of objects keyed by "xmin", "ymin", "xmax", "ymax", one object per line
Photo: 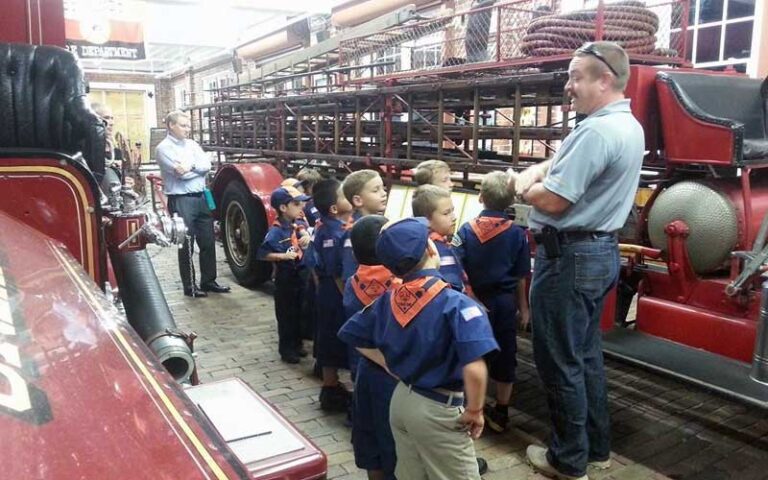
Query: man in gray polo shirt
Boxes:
[
  {"xmin": 512, "ymin": 42, "xmax": 644, "ymax": 479},
  {"xmin": 156, "ymin": 110, "xmax": 230, "ymax": 298}
]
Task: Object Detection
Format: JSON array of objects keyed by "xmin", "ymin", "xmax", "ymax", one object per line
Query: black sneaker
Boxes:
[
  {"xmin": 484, "ymin": 405, "xmax": 509, "ymax": 433},
  {"xmin": 320, "ymin": 385, "xmax": 350, "ymax": 412},
  {"xmin": 477, "ymin": 457, "xmax": 488, "ymax": 476},
  {"xmin": 281, "ymin": 353, "xmax": 300, "ymax": 364}
]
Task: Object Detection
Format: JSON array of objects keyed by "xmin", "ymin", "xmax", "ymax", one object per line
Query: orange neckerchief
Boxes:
[
  {"xmin": 351, "ymin": 265, "xmax": 399, "ymax": 306},
  {"xmin": 390, "ymin": 276, "xmax": 448, "ymax": 328},
  {"xmin": 429, "ymin": 231, "xmax": 448, "ymax": 244},
  {"xmin": 469, "ymin": 216, "xmax": 512, "ymax": 244},
  {"xmin": 273, "ymin": 219, "xmax": 305, "ymax": 260}
]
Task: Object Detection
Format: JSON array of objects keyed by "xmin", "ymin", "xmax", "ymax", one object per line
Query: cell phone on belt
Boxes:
[{"xmin": 542, "ymin": 225, "xmax": 561, "ymax": 259}]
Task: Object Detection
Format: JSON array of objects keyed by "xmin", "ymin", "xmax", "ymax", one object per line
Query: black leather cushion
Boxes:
[
  {"xmin": 0, "ymin": 43, "xmax": 105, "ymax": 180},
  {"xmin": 744, "ymin": 139, "xmax": 768, "ymax": 160}
]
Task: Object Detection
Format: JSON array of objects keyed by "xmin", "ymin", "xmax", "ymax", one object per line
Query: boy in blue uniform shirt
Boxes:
[
  {"xmin": 341, "ymin": 169, "xmax": 389, "ymax": 282},
  {"xmin": 312, "ymin": 179, "xmax": 354, "ymax": 411},
  {"xmin": 343, "ymin": 215, "xmax": 399, "ymax": 480},
  {"xmin": 341, "ymin": 169, "xmax": 389, "ymax": 380},
  {"xmin": 339, "ymin": 217, "xmax": 499, "ymax": 480},
  {"xmin": 455, "ymin": 171, "xmax": 531, "ymax": 432},
  {"xmin": 411, "ymin": 184, "xmax": 468, "ymax": 293},
  {"xmin": 257, "ymin": 186, "xmax": 311, "ymax": 364}
]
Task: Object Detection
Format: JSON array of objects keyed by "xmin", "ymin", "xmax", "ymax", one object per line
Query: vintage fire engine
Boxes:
[
  {"xmin": 188, "ymin": 0, "xmax": 768, "ymax": 406},
  {"xmin": 0, "ymin": 2, "xmax": 327, "ymax": 479}
]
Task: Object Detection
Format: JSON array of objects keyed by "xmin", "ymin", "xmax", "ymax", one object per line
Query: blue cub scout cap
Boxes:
[
  {"xmin": 270, "ymin": 186, "xmax": 310, "ymax": 210},
  {"xmin": 376, "ymin": 217, "xmax": 430, "ymax": 276}
]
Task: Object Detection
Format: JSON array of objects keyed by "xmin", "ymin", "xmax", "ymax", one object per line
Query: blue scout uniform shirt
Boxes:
[
  {"xmin": 341, "ymin": 211, "xmax": 363, "ymax": 282},
  {"xmin": 455, "ymin": 209, "xmax": 531, "ymax": 295},
  {"xmin": 430, "ymin": 233, "xmax": 468, "ymax": 292},
  {"xmin": 257, "ymin": 217, "xmax": 306, "ymax": 272},
  {"xmin": 313, "ymin": 216, "xmax": 347, "ymax": 279},
  {"xmin": 338, "ymin": 268, "xmax": 499, "ymax": 391}
]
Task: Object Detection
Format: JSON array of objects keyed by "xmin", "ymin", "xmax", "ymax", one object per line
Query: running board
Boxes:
[{"xmin": 602, "ymin": 329, "xmax": 768, "ymax": 408}]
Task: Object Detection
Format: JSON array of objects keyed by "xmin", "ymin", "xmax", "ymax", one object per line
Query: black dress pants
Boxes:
[{"xmin": 167, "ymin": 193, "xmax": 216, "ymax": 290}]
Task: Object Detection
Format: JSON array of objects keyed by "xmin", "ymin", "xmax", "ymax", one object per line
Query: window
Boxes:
[
  {"xmin": 375, "ymin": 47, "xmax": 402, "ymax": 75},
  {"xmin": 681, "ymin": 0, "xmax": 754, "ymax": 69},
  {"xmin": 412, "ymin": 45, "xmax": 441, "ymax": 70}
]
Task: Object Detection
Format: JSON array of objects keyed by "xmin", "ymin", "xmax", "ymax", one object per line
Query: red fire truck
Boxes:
[
  {"xmin": 190, "ymin": 0, "xmax": 768, "ymax": 407},
  {"xmin": 0, "ymin": 2, "xmax": 326, "ymax": 478}
]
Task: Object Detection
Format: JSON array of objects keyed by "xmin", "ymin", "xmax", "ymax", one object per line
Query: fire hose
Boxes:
[{"xmin": 521, "ymin": 1, "xmax": 677, "ymax": 57}]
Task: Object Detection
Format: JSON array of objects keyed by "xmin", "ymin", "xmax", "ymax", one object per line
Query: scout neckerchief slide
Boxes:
[
  {"xmin": 469, "ymin": 216, "xmax": 512, "ymax": 244},
  {"xmin": 391, "ymin": 276, "xmax": 448, "ymax": 327},
  {"xmin": 274, "ymin": 220, "xmax": 305, "ymax": 260}
]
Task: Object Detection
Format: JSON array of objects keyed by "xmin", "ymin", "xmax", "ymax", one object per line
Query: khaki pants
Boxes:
[{"xmin": 389, "ymin": 382, "xmax": 480, "ymax": 480}]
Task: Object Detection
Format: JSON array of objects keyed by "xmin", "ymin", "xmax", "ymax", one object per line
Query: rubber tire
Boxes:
[{"xmin": 220, "ymin": 181, "xmax": 272, "ymax": 287}]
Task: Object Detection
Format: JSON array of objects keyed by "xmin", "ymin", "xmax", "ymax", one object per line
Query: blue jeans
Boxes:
[{"xmin": 530, "ymin": 234, "xmax": 618, "ymax": 477}]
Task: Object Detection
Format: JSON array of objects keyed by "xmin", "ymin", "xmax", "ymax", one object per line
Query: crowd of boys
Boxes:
[
  {"xmin": 159, "ymin": 40, "xmax": 638, "ymax": 480},
  {"xmin": 258, "ymin": 158, "xmax": 530, "ymax": 479}
]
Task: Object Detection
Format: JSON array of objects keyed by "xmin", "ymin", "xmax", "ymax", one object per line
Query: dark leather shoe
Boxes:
[
  {"xmin": 281, "ymin": 354, "xmax": 300, "ymax": 364},
  {"xmin": 200, "ymin": 281, "xmax": 231, "ymax": 293},
  {"xmin": 477, "ymin": 457, "xmax": 488, "ymax": 476},
  {"xmin": 183, "ymin": 288, "xmax": 208, "ymax": 298}
]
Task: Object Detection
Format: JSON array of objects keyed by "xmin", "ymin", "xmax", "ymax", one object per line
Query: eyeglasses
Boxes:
[{"xmin": 576, "ymin": 43, "xmax": 619, "ymax": 77}]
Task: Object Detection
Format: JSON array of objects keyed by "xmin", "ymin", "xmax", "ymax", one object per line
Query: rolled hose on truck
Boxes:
[
  {"xmin": 521, "ymin": 0, "xmax": 677, "ymax": 57},
  {"xmin": 109, "ymin": 248, "xmax": 195, "ymax": 383}
]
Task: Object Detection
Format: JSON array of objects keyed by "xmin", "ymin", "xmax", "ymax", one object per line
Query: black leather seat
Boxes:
[
  {"xmin": 0, "ymin": 42, "xmax": 105, "ymax": 180},
  {"xmin": 657, "ymin": 71, "xmax": 768, "ymax": 162}
]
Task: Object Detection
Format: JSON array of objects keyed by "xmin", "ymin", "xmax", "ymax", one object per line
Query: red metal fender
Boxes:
[{"xmin": 211, "ymin": 163, "xmax": 283, "ymax": 226}]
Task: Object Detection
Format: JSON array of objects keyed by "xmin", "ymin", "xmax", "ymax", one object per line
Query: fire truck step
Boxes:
[{"xmin": 602, "ymin": 329, "xmax": 768, "ymax": 409}]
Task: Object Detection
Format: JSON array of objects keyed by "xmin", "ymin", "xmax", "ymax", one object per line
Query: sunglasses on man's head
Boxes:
[{"xmin": 576, "ymin": 43, "xmax": 619, "ymax": 77}]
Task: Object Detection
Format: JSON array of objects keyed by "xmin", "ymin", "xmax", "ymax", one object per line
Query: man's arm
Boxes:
[
  {"xmin": 508, "ymin": 159, "xmax": 553, "ymax": 196},
  {"xmin": 522, "ymin": 182, "xmax": 571, "ymax": 215},
  {"xmin": 156, "ymin": 144, "xmax": 204, "ymax": 180},
  {"xmin": 191, "ymin": 143, "xmax": 212, "ymax": 175}
]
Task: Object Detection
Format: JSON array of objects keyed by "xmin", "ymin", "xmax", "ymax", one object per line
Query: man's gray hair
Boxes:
[{"xmin": 165, "ymin": 110, "xmax": 190, "ymax": 127}]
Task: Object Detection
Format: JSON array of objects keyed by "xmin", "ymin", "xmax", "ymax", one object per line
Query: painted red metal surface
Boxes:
[
  {"xmin": 0, "ymin": 155, "xmax": 104, "ymax": 286},
  {"xmin": 656, "ymin": 74, "xmax": 738, "ymax": 166},
  {"xmin": 188, "ymin": 379, "xmax": 327, "ymax": 480},
  {"xmin": 0, "ymin": 0, "xmax": 66, "ymax": 46},
  {"xmin": 211, "ymin": 163, "xmax": 283, "ymax": 226},
  {"xmin": 636, "ymin": 296, "xmax": 756, "ymax": 363},
  {"xmin": 0, "ymin": 210, "xmax": 251, "ymax": 480}
]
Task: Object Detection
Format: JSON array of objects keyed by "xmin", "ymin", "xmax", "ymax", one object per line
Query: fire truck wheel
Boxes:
[{"xmin": 221, "ymin": 181, "xmax": 271, "ymax": 287}]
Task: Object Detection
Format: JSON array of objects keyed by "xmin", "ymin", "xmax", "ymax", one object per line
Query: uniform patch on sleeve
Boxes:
[
  {"xmin": 323, "ymin": 239, "xmax": 335, "ymax": 248},
  {"xmin": 451, "ymin": 234, "xmax": 463, "ymax": 248},
  {"xmin": 461, "ymin": 305, "xmax": 483, "ymax": 322},
  {"xmin": 440, "ymin": 255, "xmax": 456, "ymax": 266},
  {"xmin": 343, "ymin": 238, "xmax": 352, "ymax": 248}
]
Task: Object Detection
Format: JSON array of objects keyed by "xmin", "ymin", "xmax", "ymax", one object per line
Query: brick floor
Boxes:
[{"xmin": 149, "ymin": 244, "xmax": 768, "ymax": 480}]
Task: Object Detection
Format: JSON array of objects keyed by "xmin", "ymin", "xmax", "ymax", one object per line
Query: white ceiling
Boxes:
[{"xmin": 74, "ymin": 0, "xmax": 345, "ymax": 75}]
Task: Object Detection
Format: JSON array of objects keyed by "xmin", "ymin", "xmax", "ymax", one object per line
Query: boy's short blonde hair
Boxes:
[
  {"xmin": 481, "ymin": 171, "xmax": 515, "ymax": 211},
  {"xmin": 412, "ymin": 184, "xmax": 451, "ymax": 218},
  {"xmin": 414, "ymin": 160, "xmax": 450, "ymax": 186},
  {"xmin": 343, "ymin": 169, "xmax": 380, "ymax": 205},
  {"xmin": 297, "ymin": 168, "xmax": 323, "ymax": 191}
]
